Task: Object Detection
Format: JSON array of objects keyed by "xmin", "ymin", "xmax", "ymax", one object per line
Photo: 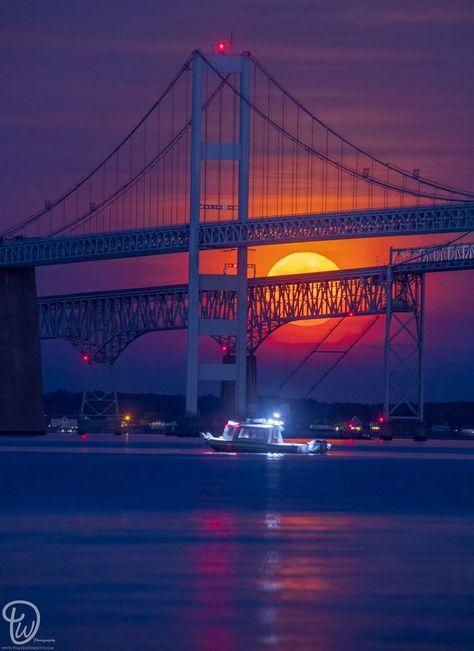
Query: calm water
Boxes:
[{"xmin": 1, "ymin": 435, "xmax": 473, "ymax": 650}]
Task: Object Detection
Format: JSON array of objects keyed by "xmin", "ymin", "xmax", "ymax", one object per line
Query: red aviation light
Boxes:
[
  {"xmin": 378, "ymin": 416, "xmax": 385, "ymax": 424},
  {"xmin": 217, "ymin": 41, "xmax": 226, "ymax": 53},
  {"xmin": 82, "ymin": 354, "xmax": 90, "ymax": 363}
]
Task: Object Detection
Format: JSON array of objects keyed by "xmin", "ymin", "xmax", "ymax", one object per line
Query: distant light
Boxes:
[
  {"xmin": 273, "ymin": 412, "xmax": 281, "ymax": 419},
  {"xmin": 222, "ymin": 345, "xmax": 228, "ymax": 353},
  {"xmin": 349, "ymin": 311, "xmax": 354, "ymax": 317},
  {"xmin": 378, "ymin": 416, "xmax": 385, "ymax": 423},
  {"xmin": 124, "ymin": 414, "xmax": 131, "ymax": 422},
  {"xmin": 217, "ymin": 41, "xmax": 226, "ymax": 53},
  {"xmin": 82, "ymin": 354, "xmax": 90, "ymax": 363}
]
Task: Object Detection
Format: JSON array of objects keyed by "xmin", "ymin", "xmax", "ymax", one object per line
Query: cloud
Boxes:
[
  {"xmin": 377, "ymin": 8, "xmax": 474, "ymax": 25},
  {"xmin": 1, "ymin": 25, "xmax": 468, "ymax": 68},
  {"xmin": 340, "ymin": 6, "xmax": 474, "ymax": 27},
  {"xmin": 252, "ymin": 44, "xmax": 438, "ymax": 65},
  {"xmin": 0, "ymin": 112, "xmax": 130, "ymax": 130},
  {"xmin": 0, "ymin": 28, "xmax": 190, "ymax": 58}
]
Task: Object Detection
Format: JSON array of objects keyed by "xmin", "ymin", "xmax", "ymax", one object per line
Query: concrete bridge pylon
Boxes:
[
  {"xmin": 0, "ymin": 267, "xmax": 45, "ymax": 434},
  {"xmin": 185, "ymin": 50, "xmax": 251, "ymax": 418}
]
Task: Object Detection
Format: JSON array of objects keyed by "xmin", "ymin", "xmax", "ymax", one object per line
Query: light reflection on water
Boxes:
[{"xmin": 0, "ymin": 438, "xmax": 473, "ymax": 650}]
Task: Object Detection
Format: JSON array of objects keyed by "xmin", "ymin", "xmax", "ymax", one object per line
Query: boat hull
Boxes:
[{"xmin": 202, "ymin": 435, "xmax": 330, "ymax": 454}]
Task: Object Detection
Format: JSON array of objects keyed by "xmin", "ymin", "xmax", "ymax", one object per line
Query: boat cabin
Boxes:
[{"xmin": 222, "ymin": 418, "xmax": 284, "ymax": 444}]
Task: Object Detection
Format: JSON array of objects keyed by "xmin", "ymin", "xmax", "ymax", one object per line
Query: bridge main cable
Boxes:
[
  {"xmin": 1, "ymin": 55, "xmax": 194, "ymax": 239},
  {"xmin": 249, "ymin": 54, "xmax": 474, "ymax": 200},
  {"xmin": 199, "ymin": 51, "xmax": 474, "ymax": 203}
]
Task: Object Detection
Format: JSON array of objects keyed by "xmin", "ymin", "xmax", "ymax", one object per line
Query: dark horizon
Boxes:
[{"xmin": 44, "ymin": 389, "xmax": 474, "ymax": 429}]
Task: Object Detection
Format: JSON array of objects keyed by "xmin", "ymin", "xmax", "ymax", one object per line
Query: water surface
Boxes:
[{"xmin": 1, "ymin": 436, "xmax": 473, "ymax": 650}]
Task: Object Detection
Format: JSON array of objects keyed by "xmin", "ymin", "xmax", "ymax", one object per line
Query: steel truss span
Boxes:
[
  {"xmin": 38, "ymin": 241, "xmax": 474, "ymax": 363},
  {"xmin": 38, "ymin": 269, "xmax": 392, "ymax": 363},
  {"xmin": 2, "ymin": 203, "xmax": 474, "ymax": 267},
  {"xmin": 391, "ymin": 241, "xmax": 474, "ymax": 270}
]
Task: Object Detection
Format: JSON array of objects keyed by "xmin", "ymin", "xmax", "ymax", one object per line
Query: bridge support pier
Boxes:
[
  {"xmin": 246, "ymin": 353, "xmax": 258, "ymax": 414},
  {"xmin": 220, "ymin": 353, "xmax": 236, "ymax": 416},
  {"xmin": 220, "ymin": 353, "xmax": 258, "ymax": 417},
  {"xmin": 0, "ymin": 267, "xmax": 45, "ymax": 434}
]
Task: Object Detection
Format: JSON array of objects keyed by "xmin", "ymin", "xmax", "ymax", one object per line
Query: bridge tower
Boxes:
[
  {"xmin": 383, "ymin": 263, "xmax": 426, "ymax": 440},
  {"xmin": 185, "ymin": 49, "xmax": 250, "ymax": 418},
  {"xmin": 79, "ymin": 361, "xmax": 121, "ymax": 435}
]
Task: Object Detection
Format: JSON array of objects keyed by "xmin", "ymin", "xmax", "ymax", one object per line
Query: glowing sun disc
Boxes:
[{"xmin": 267, "ymin": 252, "xmax": 339, "ymax": 326}]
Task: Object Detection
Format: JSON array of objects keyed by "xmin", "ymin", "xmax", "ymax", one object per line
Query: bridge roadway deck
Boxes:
[
  {"xmin": 38, "ymin": 244, "xmax": 474, "ymax": 305},
  {"xmin": 2, "ymin": 203, "xmax": 474, "ymax": 267}
]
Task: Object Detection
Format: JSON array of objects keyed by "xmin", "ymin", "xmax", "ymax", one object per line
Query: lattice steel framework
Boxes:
[
  {"xmin": 80, "ymin": 362, "xmax": 120, "ymax": 431},
  {"xmin": 392, "ymin": 241, "xmax": 474, "ymax": 269},
  {"xmin": 384, "ymin": 271, "xmax": 425, "ymax": 421},
  {"xmin": 381, "ymin": 242, "xmax": 474, "ymax": 422}
]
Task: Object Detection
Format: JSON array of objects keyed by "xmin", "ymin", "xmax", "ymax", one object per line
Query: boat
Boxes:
[{"xmin": 201, "ymin": 415, "xmax": 331, "ymax": 454}]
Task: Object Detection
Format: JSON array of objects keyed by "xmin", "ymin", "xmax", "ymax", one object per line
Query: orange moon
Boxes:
[{"xmin": 267, "ymin": 252, "xmax": 339, "ymax": 327}]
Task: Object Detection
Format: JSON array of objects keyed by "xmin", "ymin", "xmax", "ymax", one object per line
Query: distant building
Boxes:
[
  {"xmin": 347, "ymin": 417, "xmax": 363, "ymax": 433},
  {"xmin": 149, "ymin": 420, "xmax": 177, "ymax": 434},
  {"xmin": 49, "ymin": 416, "xmax": 78, "ymax": 433},
  {"xmin": 430, "ymin": 424, "xmax": 450, "ymax": 434}
]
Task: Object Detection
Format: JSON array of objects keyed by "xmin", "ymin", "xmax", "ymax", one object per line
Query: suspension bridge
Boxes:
[{"xmin": 1, "ymin": 46, "xmax": 473, "ymax": 435}]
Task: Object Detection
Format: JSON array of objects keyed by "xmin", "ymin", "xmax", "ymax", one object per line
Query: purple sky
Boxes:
[{"xmin": 1, "ymin": 1, "xmax": 473, "ymax": 401}]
